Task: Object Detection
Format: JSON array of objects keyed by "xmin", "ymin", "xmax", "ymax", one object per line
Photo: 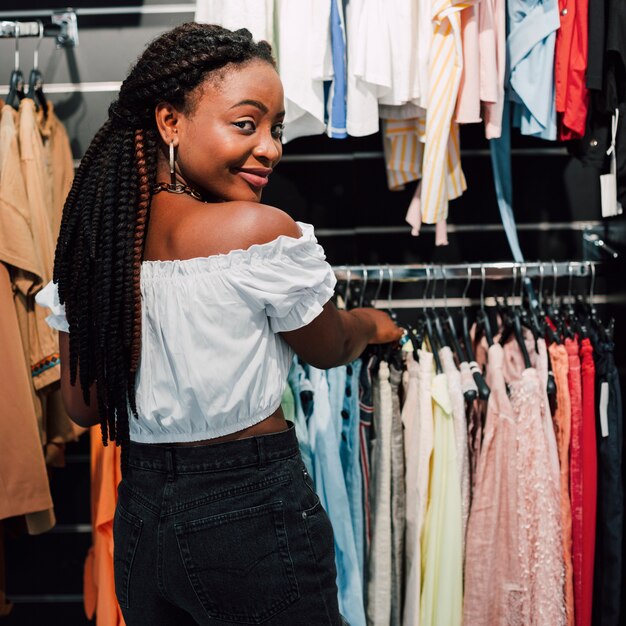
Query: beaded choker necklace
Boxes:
[{"xmin": 152, "ymin": 181, "xmax": 208, "ymax": 203}]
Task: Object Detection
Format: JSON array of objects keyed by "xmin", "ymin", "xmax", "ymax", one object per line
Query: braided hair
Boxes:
[{"xmin": 53, "ymin": 23, "xmax": 275, "ymax": 468}]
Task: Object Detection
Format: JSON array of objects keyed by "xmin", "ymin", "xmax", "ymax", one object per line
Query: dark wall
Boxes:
[{"xmin": 1, "ymin": 2, "xmax": 624, "ymax": 624}]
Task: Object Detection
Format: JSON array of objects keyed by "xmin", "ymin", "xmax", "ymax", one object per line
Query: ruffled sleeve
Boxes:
[
  {"xmin": 34, "ymin": 280, "xmax": 70, "ymax": 333},
  {"xmin": 231, "ymin": 222, "xmax": 337, "ymax": 333}
]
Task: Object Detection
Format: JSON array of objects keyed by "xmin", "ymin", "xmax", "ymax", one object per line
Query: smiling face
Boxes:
[{"xmin": 155, "ymin": 59, "xmax": 285, "ymax": 202}]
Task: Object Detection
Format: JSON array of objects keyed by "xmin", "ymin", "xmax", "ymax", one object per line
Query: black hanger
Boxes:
[
  {"xmin": 460, "ymin": 267, "xmax": 489, "ymax": 401},
  {"xmin": 415, "ymin": 267, "xmax": 442, "ymax": 372},
  {"xmin": 428, "ymin": 267, "xmax": 447, "ymax": 351},
  {"xmin": 499, "ymin": 266, "xmax": 532, "ymax": 369},
  {"xmin": 27, "ymin": 21, "xmax": 48, "ymax": 116},
  {"xmin": 475, "ymin": 265, "xmax": 494, "ymax": 346},
  {"xmin": 383, "ymin": 266, "xmax": 399, "ymax": 363},
  {"xmin": 6, "ymin": 24, "xmax": 26, "ymax": 109}
]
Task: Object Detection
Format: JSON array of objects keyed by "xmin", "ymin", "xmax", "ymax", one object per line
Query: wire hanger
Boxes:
[
  {"xmin": 476, "ymin": 264, "xmax": 494, "ymax": 346},
  {"xmin": 27, "ymin": 20, "xmax": 48, "ymax": 116},
  {"xmin": 358, "ymin": 266, "xmax": 368, "ymax": 308},
  {"xmin": 6, "ymin": 22, "xmax": 26, "ymax": 109}
]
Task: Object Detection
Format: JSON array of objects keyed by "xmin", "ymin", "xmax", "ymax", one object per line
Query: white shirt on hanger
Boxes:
[
  {"xmin": 346, "ymin": 0, "xmax": 389, "ymax": 136},
  {"xmin": 276, "ymin": 0, "xmax": 333, "ymax": 143},
  {"xmin": 194, "ymin": 0, "xmax": 275, "ymax": 49}
]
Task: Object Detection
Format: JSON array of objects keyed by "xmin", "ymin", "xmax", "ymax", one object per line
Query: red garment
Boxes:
[
  {"xmin": 579, "ymin": 338, "xmax": 597, "ymax": 626},
  {"xmin": 555, "ymin": 0, "xmax": 590, "ymax": 139},
  {"xmin": 566, "ymin": 338, "xmax": 584, "ymax": 626}
]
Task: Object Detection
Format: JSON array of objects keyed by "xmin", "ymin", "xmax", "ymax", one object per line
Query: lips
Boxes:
[{"xmin": 236, "ymin": 168, "xmax": 272, "ymax": 188}]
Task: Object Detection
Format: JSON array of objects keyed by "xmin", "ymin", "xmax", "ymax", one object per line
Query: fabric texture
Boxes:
[
  {"xmin": 400, "ymin": 352, "xmax": 421, "ymax": 626},
  {"xmin": 591, "ymin": 336, "xmax": 623, "ymax": 626},
  {"xmin": 566, "ymin": 337, "xmax": 585, "ymax": 626},
  {"xmin": 114, "ymin": 423, "xmax": 347, "ymax": 625},
  {"xmin": 549, "ymin": 342, "xmax": 575, "ymax": 626},
  {"xmin": 578, "ymin": 338, "xmax": 597, "ymax": 626},
  {"xmin": 307, "ymin": 367, "xmax": 366, "ymax": 626},
  {"xmin": 440, "ymin": 346, "xmax": 471, "ymax": 551},
  {"xmin": 367, "ymin": 362, "xmax": 393, "ymax": 626},
  {"xmin": 83, "ymin": 428, "xmax": 125, "ymax": 626},
  {"xmin": 554, "ymin": 0, "xmax": 589, "ymax": 139},
  {"xmin": 507, "ymin": 0, "xmax": 560, "ymax": 140},
  {"xmin": 420, "ymin": 372, "xmax": 463, "ymax": 626},
  {"xmin": 36, "ymin": 222, "xmax": 336, "ymax": 444},
  {"xmin": 464, "ymin": 339, "xmax": 566, "ymax": 625},
  {"xmin": 402, "ymin": 350, "xmax": 434, "ymax": 626},
  {"xmin": 388, "ymin": 362, "xmax": 405, "ymax": 626}
]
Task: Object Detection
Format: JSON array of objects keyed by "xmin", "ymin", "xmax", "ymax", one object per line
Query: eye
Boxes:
[
  {"xmin": 233, "ymin": 120, "xmax": 255, "ymax": 132},
  {"xmin": 271, "ymin": 123, "xmax": 284, "ymax": 140}
]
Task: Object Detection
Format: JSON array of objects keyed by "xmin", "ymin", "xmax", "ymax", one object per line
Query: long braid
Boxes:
[{"xmin": 53, "ymin": 23, "xmax": 276, "ymax": 470}]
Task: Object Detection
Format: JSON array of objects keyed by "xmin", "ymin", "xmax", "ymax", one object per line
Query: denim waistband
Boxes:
[{"xmin": 127, "ymin": 422, "xmax": 299, "ymax": 474}]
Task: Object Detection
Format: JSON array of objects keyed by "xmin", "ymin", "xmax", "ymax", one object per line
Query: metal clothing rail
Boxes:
[
  {"xmin": 332, "ymin": 261, "xmax": 595, "ymax": 282},
  {"xmin": 0, "ymin": 10, "xmax": 78, "ymax": 47},
  {"xmin": 1, "ymin": 4, "xmax": 196, "ymax": 19}
]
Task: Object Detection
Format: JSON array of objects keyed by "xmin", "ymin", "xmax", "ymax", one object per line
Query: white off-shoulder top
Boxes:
[{"xmin": 35, "ymin": 222, "xmax": 336, "ymax": 443}]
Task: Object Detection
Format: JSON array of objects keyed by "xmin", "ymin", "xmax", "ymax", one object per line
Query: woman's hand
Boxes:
[{"xmin": 350, "ymin": 308, "xmax": 404, "ymax": 344}]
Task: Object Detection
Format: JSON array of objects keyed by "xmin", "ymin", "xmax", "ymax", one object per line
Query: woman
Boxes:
[{"xmin": 37, "ymin": 23, "xmax": 401, "ymax": 625}]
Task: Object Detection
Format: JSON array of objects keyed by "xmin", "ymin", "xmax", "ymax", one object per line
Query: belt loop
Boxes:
[
  {"xmin": 165, "ymin": 448, "xmax": 175, "ymax": 477},
  {"xmin": 256, "ymin": 437, "xmax": 267, "ymax": 470}
]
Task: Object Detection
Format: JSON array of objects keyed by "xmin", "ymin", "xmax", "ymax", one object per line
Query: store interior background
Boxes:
[{"xmin": 1, "ymin": 0, "xmax": 624, "ymax": 623}]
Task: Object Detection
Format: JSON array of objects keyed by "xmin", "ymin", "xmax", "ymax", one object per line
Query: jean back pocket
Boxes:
[
  {"xmin": 175, "ymin": 500, "xmax": 299, "ymax": 624},
  {"xmin": 113, "ymin": 504, "xmax": 143, "ymax": 609}
]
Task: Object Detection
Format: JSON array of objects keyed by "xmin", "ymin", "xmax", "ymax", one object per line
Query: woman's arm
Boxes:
[
  {"xmin": 59, "ymin": 331, "xmax": 100, "ymax": 428},
  {"xmin": 281, "ymin": 302, "xmax": 402, "ymax": 369}
]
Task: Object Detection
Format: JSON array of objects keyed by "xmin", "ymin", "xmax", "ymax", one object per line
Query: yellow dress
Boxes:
[{"xmin": 420, "ymin": 372, "xmax": 463, "ymax": 626}]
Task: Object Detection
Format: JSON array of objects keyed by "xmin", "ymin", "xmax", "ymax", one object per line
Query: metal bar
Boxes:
[
  {"xmin": 370, "ymin": 293, "xmax": 624, "ymax": 309},
  {"xmin": 0, "ymin": 5, "xmax": 195, "ymax": 19},
  {"xmin": 332, "ymin": 261, "xmax": 594, "ymax": 282},
  {"xmin": 0, "ymin": 11, "xmax": 78, "ymax": 47},
  {"xmin": 0, "ymin": 81, "xmax": 120, "ymax": 96},
  {"xmin": 8, "ymin": 594, "xmax": 84, "ymax": 604},
  {"xmin": 281, "ymin": 147, "xmax": 567, "ymax": 162},
  {"xmin": 316, "ymin": 221, "xmax": 603, "ymax": 237}
]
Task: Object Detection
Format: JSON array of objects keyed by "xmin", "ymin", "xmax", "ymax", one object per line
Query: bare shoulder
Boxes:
[
  {"xmin": 226, "ymin": 202, "xmax": 302, "ymax": 245},
  {"xmin": 173, "ymin": 201, "xmax": 302, "ymax": 259}
]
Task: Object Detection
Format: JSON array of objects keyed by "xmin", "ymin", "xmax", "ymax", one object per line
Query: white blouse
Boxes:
[{"xmin": 35, "ymin": 222, "xmax": 336, "ymax": 443}]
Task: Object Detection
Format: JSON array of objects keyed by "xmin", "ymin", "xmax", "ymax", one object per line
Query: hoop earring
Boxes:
[{"xmin": 169, "ymin": 140, "xmax": 176, "ymax": 186}]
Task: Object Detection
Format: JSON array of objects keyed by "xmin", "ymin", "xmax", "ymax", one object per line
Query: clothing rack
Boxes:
[
  {"xmin": 0, "ymin": 10, "xmax": 78, "ymax": 48},
  {"xmin": 330, "ymin": 261, "xmax": 618, "ymax": 309},
  {"xmin": 332, "ymin": 261, "xmax": 594, "ymax": 282}
]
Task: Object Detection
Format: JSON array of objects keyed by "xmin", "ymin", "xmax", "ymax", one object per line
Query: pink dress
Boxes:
[{"xmin": 464, "ymin": 338, "xmax": 566, "ymax": 625}]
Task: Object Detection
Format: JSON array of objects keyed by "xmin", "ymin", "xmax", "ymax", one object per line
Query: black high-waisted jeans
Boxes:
[{"xmin": 114, "ymin": 422, "xmax": 346, "ymax": 625}]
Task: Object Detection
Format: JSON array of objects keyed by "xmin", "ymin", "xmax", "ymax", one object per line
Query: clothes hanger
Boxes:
[
  {"xmin": 358, "ymin": 266, "xmax": 368, "ymax": 308},
  {"xmin": 439, "ymin": 266, "xmax": 468, "ymax": 360},
  {"xmin": 547, "ymin": 260, "xmax": 570, "ymax": 341},
  {"xmin": 27, "ymin": 20, "xmax": 48, "ymax": 117},
  {"xmin": 475, "ymin": 264, "xmax": 494, "ymax": 346},
  {"xmin": 428, "ymin": 267, "xmax": 447, "ymax": 351},
  {"xmin": 6, "ymin": 23, "xmax": 26, "ymax": 109},
  {"xmin": 499, "ymin": 265, "xmax": 532, "ymax": 369},
  {"xmin": 383, "ymin": 266, "xmax": 403, "ymax": 367},
  {"xmin": 425, "ymin": 266, "xmax": 444, "ymax": 373},
  {"xmin": 537, "ymin": 262, "xmax": 561, "ymax": 345},
  {"xmin": 459, "ymin": 267, "xmax": 490, "ymax": 400}
]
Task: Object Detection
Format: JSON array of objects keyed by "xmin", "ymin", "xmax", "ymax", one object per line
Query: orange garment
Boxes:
[
  {"xmin": 0, "ymin": 102, "xmax": 56, "ymax": 532},
  {"xmin": 0, "ymin": 262, "xmax": 54, "ymax": 524},
  {"xmin": 15, "ymin": 98, "xmax": 84, "ymax": 462},
  {"xmin": 550, "ymin": 342, "xmax": 576, "ymax": 626},
  {"xmin": 555, "ymin": 0, "xmax": 589, "ymax": 139},
  {"xmin": 84, "ymin": 429, "xmax": 126, "ymax": 626},
  {"xmin": 39, "ymin": 102, "xmax": 74, "ymax": 238}
]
